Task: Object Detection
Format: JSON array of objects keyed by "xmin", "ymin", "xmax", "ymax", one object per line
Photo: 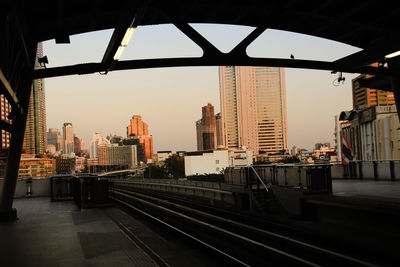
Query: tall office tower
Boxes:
[
  {"xmin": 90, "ymin": 132, "xmax": 110, "ymax": 158},
  {"xmin": 74, "ymin": 136, "xmax": 81, "ymax": 155},
  {"xmin": 126, "ymin": 115, "xmax": 153, "ymax": 163},
  {"xmin": 196, "ymin": 103, "xmax": 217, "ymax": 150},
  {"xmin": 47, "ymin": 128, "xmax": 63, "ymax": 152},
  {"xmin": 23, "ymin": 42, "xmax": 47, "ymax": 154},
  {"xmin": 215, "ymin": 112, "xmax": 223, "ymax": 147},
  {"xmin": 219, "ymin": 66, "xmax": 288, "ymax": 155},
  {"xmin": 62, "ymin": 123, "xmax": 74, "ymax": 155},
  {"xmin": 352, "ymin": 74, "xmax": 395, "ymax": 109},
  {"xmin": 80, "ymin": 138, "xmax": 86, "ymax": 153},
  {"xmin": 127, "ymin": 115, "xmax": 148, "ymax": 136},
  {"xmin": 0, "ymin": 95, "xmax": 11, "ymax": 150}
]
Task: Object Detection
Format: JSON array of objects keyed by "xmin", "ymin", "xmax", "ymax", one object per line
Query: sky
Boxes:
[{"xmin": 43, "ymin": 24, "xmax": 361, "ymax": 152}]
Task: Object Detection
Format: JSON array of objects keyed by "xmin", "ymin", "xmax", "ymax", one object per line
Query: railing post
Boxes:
[
  {"xmin": 284, "ymin": 167, "xmax": 288, "ymax": 186},
  {"xmin": 343, "ymin": 164, "xmax": 348, "ymax": 178},
  {"xmin": 244, "ymin": 167, "xmax": 249, "ymax": 189},
  {"xmin": 26, "ymin": 178, "xmax": 32, "ymax": 196},
  {"xmin": 373, "ymin": 161, "xmax": 378, "ymax": 180},
  {"xmin": 325, "ymin": 165, "xmax": 332, "ymax": 193},
  {"xmin": 270, "ymin": 167, "xmax": 273, "ymax": 184},
  {"xmin": 390, "ymin": 161, "xmax": 395, "ymax": 181},
  {"xmin": 306, "ymin": 167, "xmax": 311, "ymax": 192},
  {"xmin": 67, "ymin": 178, "xmax": 71, "ymax": 196},
  {"xmin": 349, "ymin": 161, "xmax": 354, "ymax": 179},
  {"xmin": 298, "ymin": 166, "xmax": 302, "ymax": 187}
]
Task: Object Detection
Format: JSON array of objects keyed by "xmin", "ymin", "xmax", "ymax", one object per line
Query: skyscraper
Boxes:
[
  {"xmin": 47, "ymin": 128, "xmax": 63, "ymax": 152},
  {"xmin": 74, "ymin": 136, "xmax": 81, "ymax": 155},
  {"xmin": 23, "ymin": 42, "xmax": 47, "ymax": 154},
  {"xmin": 80, "ymin": 138, "xmax": 86, "ymax": 153},
  {"xmin": 215, "ymin": 112, "xmax": 223, "ymax": 147},
  {"xmin": 196, "ymin": 103, "xmax": 217, "ymax": 150},
  {"xmin": 62, "ymin": 123, "xmax": 74, "ymax": 155},
  {"xmin": 126, "ymin": 115, "xmax": 153, "ymax": 163},
  {"xmin": 127, "ymin": 115, "xmax": 148, "ymax": 136},
  {"xmin": 219, "ymin": 66, "xmax": 288, "ymax": 156}
]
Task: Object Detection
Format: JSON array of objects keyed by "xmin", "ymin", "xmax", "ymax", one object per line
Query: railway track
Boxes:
[{"xmin": 109, "ymin": 186, "xmax": 377, "ymax": 267}]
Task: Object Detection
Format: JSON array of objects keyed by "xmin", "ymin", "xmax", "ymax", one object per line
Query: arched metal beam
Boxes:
[{"xmin": 33, "ymin": 56, "xmax": 393, "ymax": 80}]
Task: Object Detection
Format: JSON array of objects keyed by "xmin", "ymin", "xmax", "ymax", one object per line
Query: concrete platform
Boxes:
[
  {"xmin": 0, "ymin": 197, "xmax": 222, "ymax": 267},
  {"xmin": 0, "ymin": 198, "xmax": 157, "ymax": 267},
  {"xmin": 332, "ymin": 179, "xmax": 400, "ymax": 200}
]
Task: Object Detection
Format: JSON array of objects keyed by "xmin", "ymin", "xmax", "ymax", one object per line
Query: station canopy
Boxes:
[{"xmin": 6, "ymin": 0, "xmax": 400, "ymax": 78}]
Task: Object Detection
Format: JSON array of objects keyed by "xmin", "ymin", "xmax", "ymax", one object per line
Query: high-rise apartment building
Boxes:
[
  {"xmin": 62, "ymin": 123, "xmax": 74, "ymax": 155},
  {"xmin": 196, "ymin": 103, "xmax": 217, "ymax": 150},
  {"xmin": 352, "ymin": 74, "xmax": 395, "ymax": 109},
  {"xmin": 219, "ymin": 66, "xmax": 288, "ymax": 156},
  {"xmin": 98, "ymin": 143, "xmax": 137, "ymax": 168},
  {"xmin": 23, "ymin": 42, "xmax": 47, "ymax": 154}
]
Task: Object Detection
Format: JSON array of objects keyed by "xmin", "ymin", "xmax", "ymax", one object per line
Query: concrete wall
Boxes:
[
  {"xmin": 225, "ymin": 165, "xmax": 330, "ymax": 192},
  {"xmin": 113, "ymin": 178, "xmax": 238, "ymax": 208},
  {"xmin": 0, "ymin": 178, "xmax": 50, "ymax": 199}
]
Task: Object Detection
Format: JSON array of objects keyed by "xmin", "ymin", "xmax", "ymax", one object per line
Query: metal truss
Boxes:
[{"xmin": 32, "ymin": 2, "xmax": 399, "ymax": 80}]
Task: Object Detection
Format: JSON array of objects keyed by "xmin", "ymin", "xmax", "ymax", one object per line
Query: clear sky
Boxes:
[{"xmin": 43, "ymin": 24, "xmax": 360, "ymax": 152}]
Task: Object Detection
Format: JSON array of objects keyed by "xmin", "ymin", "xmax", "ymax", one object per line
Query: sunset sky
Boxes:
[{"xmin": 43, "ymin": 24, "xmax": 360, "ymax": 152}]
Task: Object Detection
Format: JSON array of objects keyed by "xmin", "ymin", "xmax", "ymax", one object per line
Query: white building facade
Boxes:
[
  {"xmin": 184, "ymin": 149, "xmax": 253, "ymax": 176},
  {"xmin": 184, "ymin": 150, "xmax": 229, "ymax": 176}
]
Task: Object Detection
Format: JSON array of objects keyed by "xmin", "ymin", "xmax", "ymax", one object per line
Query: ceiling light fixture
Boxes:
[
  {"xmin": 113, "ymin": 27, "xmax": 136, "ymax": 61},
  {"xmin": 385, "ymin": 50, "xmax": 400, "ymax": 59}
]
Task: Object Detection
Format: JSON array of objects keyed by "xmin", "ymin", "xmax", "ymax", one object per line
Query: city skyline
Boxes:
[{"xmin": 43, "ymin": 24, "xmax": 359, "ymax": 152}]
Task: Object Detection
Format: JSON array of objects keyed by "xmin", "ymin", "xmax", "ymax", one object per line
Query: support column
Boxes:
[{"xmin": 0, "ymin": 74, "xmax": 33, "ymax": 220}]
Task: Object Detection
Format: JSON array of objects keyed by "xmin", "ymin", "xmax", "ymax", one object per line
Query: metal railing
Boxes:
[
  {"xmin": 331, "ymin": 160, "xmax": 400, "ymax": 181},
  {"xmin": 250, "ymin": 166, "xmax": 269, "ymax": 192},
  {"xmin": 224, "ymin": 164, "xmax": 332, "ymax": 193}
]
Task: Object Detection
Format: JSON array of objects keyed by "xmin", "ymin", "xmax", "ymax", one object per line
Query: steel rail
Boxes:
[
  {"xmin": 111, "ymin": 196, "xmax": 251, "ymax": 267},
  {"xmin": 112, "ymin": 190, "xmax": 327, "ymax": 266},
  {"xmin": 111, "ymin": 187, "xmax": 376, "ymax": 267}
]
